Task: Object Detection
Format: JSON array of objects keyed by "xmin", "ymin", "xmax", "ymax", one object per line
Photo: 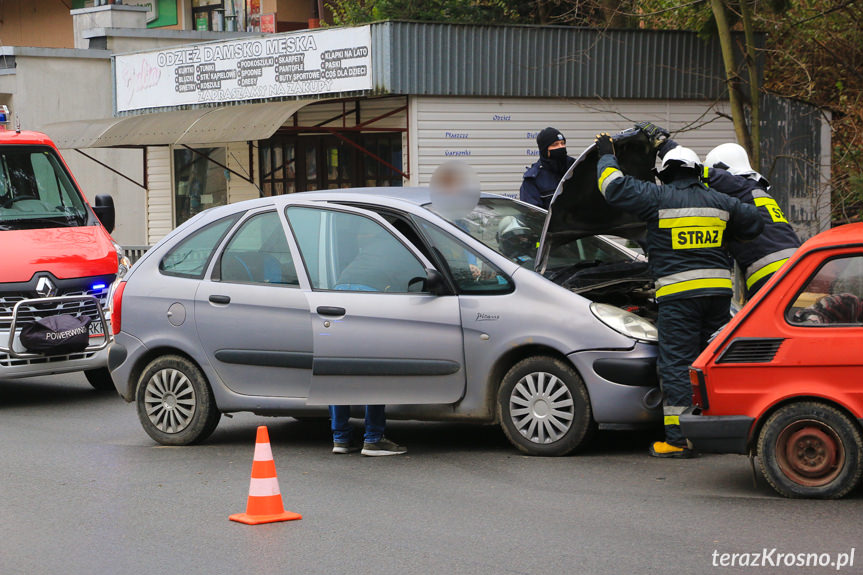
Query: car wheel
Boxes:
[
  {"xmin": 497, "ymin": 356, "xmax": 593, "ymax": 456},
  {"xmin": 757, "ymin": 402, "xmax": 863, "ymax": 499},
  {"xmin": 85, "ymin": 368, "xmax": 115, "ymax": 392},
  {"xmin": 136, "ymin": 355, "xmax": 221, "ymax": 446}
]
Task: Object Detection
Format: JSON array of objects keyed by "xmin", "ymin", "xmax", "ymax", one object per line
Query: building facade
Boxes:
[{"xmin": 0, "ymin": 7, "xmax": 832, "ymax": 246}]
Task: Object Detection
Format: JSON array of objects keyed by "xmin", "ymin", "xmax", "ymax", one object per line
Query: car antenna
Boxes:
[{"xmin": 14, "ymin": 113, "xmax": 20, "ymax": 134}]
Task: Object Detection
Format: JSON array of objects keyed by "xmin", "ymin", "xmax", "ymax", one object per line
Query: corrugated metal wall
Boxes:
[
  {"xmin": 376, "ymin": 22, "xmax": 740, "ymax": 100},
  {"xmin": 760, "ymin": 95, "xmax": 830, "ymax": 239},
  {"xmin": 412, "ymin": 96, "xmax": 736, "ymax": 196}
]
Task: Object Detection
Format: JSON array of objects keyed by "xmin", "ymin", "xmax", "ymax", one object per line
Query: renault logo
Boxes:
[{"xmin": 35, "ymin": 277, "xmax": 57, "ymax": 298}]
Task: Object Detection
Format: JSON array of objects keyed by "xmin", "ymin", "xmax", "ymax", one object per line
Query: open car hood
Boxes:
[{"xmin": 536, "ymin": 128, "xmax": 656, "ymax": 273}]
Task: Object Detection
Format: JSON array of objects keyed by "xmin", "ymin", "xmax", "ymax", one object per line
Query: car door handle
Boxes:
[
  {"xmin": 209, "ymin": 295, "xmax": 231, "ymax": 305},
  {"xmin": 317, "ymin": 306, "xmax": 346, "ymax": 316}
]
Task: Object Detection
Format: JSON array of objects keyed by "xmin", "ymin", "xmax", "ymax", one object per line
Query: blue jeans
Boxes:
[{"xmin": 329, "ymin": 405, "xmax": 386, "ymax": 444}]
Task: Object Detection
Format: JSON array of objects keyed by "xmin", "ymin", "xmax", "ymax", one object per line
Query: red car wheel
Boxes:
[{"xmin": 758, "ymin": 402, "xmax": 863, "ymax": 499}]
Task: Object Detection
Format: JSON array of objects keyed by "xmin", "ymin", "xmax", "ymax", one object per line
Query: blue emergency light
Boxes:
[
  {"xmin": 0, "ymin": 105, "xmax": 9, "ymax": 128},
  {"xmin": 92, "ymin": 283, "xmax": 107, "ymax": 290}
]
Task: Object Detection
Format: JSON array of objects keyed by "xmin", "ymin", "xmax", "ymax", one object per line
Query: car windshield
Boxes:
[
  {"xmin": 429, "ymin": 197, "xmax": 634, "ymax": 271},
  {"xmin": 0, "ymin": 146, "xmax": 89, "ymax": 230}
]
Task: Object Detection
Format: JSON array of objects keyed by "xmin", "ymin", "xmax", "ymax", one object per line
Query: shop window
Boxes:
[
  {"xmin": 259, "ymin": 134, "xmax": 403, "ymax": 195},
  {"xmin": 174, "ymin": 147, "xmax": 228, "ymax": 227},
  {"xmin": 364, "ymin": 134, "xmax": 403, "ymax": 187},
  {"xmin": 787, "ymin": 255, "xmax": 863, "ymax": 325},
  {"xmin": 260, "ymin": 141, "xmax": 296, "ymax": 197},
  {"xmin": 192, "ymin": 0, "xmax": 226, "ymax": 31}
]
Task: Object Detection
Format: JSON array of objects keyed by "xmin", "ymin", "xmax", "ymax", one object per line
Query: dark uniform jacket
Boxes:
[
  {"xmin": 520, "ymin": 157, "xmax": 574, "ymax": 210},
  {"xmin": 597, "ymin": 154, "xmax": 764, "ymax": 303},
  {"xmin": 708, "ymin": 168, "xmax": 801, "ymax": 295}
]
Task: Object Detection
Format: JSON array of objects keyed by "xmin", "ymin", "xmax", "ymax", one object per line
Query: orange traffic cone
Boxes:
[{"xmin": 229, "ymin": 425, "xmax": 302, "ymax": 525}]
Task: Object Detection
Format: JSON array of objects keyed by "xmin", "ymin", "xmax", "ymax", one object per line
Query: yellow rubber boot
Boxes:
[{"xmin": 650, "ymin": 441, "xmax": 695, "ymax": 459}]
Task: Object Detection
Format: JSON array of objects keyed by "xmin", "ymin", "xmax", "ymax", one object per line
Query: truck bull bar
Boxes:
[{"xmin": 0, "ymin": 295, "xmax": 112, "ymax": 359}]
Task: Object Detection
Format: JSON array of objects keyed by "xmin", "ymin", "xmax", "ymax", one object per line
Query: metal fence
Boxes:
[{"xmin": 122, "ymin": 246, "xmax": 150, "ymax": 266}]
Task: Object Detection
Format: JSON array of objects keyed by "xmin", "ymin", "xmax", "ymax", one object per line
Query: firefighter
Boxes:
[
  {"xmin": 594, "ymin": 132, "xmax": 764, "ymax": 458},
  {"xmin": 704, "ymin": 143, "xmax": 801, "ymax": 296},
  {"xmin": 520, "ymin": 127, "xmax": 574, "ymax": 210},
  {"xmin": 650, "ymin": 131, "xmax": 802, "ymax": 298}
]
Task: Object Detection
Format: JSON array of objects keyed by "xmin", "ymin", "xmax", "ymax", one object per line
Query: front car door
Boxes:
[
  {"xmin": 194, "ymin": 208, "xmax": 314, "ymax": 398},
  {"xmin": 284, "ymin": 203, "xmax": 465, "ymax": 405}
]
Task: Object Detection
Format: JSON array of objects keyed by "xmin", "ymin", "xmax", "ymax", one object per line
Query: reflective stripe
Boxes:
[
  {"xmin": 664, "ymin": 406, "xmax": 687, "ymax": 416},
  {"xmin": 746, "ymin": 258, "xmax": 788, "ymax": 289},
  {"xmin": 657, "ymin": 208, "xmax": 729, "ymax": 220},
  {"xmin": 658, "ymin": 216, "xmax": 727, "ymax": 228},
  {"xmin": 598, "ymin": 167, "xmax": 624, "ymax": 196},
  {"xmin": 656, "ymin": 278, "xmax": 733, "ymax": 298},
  {"xmin": 655, "ymin": 268, "xmax": 732, "ymax": 289},
  {"xmin": 750, "ymin": 189, "xmax": 772, "ymax": 199},
  {"xmin": 702, "ymin": 166, "xmax": 710, "ymax": 188},
  {"xmin": 753, "ymin": 196, "xmax": 789, "ymax": 223},
  {"xmin": 253, "ymin": 441, "xmax": 274, "ymax": 462},
  {"xmin": 664, "ymin": 415, "xmax": 680, "ymax": 426},
  {"xmin": 248, "ymin": 477, "xmax": 281, "ymax": 497},
  {"xmin": 744, "ymin": 248, "xmax": 798, "ymax": 286}
]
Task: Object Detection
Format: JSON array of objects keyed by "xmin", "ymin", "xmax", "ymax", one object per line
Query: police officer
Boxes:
[
  {"xmin": 520, "ymin": 127, "xmax": 574, "ymax": 210},
  {"xmin": 652, "ymin": 133, "xmax": 802, "ymax": 298},
  {"xmin": 595, "ymin": 131, "xmax": 764, "ymax": 458},
  {"xmin": 704, "ymin": 143, "xmax": 801, "ymax": 296}
]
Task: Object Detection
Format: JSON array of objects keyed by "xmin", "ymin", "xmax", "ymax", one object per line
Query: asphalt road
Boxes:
[{"xmin": 2, "ymin": 374, "xmax": 862, "ymax": 575}]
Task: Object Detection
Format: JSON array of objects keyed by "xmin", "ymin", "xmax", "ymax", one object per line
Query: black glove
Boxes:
[
  {"xmin": 656, "ymin": 138, "xmax": 678, "ymax": 159},
  {"xmin": 635, "ymin": 121, "xmax": 670, "ymax": 146},
  {"xmin": 595, "ymin": 133, "xmax": 615, "ymax": 157}
]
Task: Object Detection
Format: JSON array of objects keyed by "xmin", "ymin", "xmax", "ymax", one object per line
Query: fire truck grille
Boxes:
[{"xmin": 0, "ymin": 284, "xmax": 110, "ymax": 366}]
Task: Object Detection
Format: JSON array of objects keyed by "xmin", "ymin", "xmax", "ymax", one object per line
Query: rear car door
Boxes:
[
  {"xmin": 194, "ymin": 208, "xmax": 313, "ymax": 398},
  {"xmin": 284, "ymin": 203, "xmax": 465, "ymax": 405}
]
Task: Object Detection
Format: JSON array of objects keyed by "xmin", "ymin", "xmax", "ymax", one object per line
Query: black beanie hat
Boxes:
[{"xmin": 537, "ymin": 127, "xmax": 565, "ymax": 156}]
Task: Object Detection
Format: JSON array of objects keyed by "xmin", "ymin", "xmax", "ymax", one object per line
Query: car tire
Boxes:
[
  {"xmin": 757, "ymin": 402, "xmax": 863, "ymax": 499},
  {"xmin": 497, "ymin": 356, "xmax": 594, "ymax": 456},
  {"xmin": 85, "ymin": 368, "xmax": 116, "ymax": 392},
  {"xmin": 136, "ymin": 355, "xmax": 221, "ymax": 446}
]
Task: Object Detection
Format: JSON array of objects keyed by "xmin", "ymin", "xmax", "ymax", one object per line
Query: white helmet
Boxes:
[
  {"xmin": 706, "ymin": 143, "xmax": 755, "ymax": 176},
  {"xmin": 659, "ymin": 146, "xmax": 701, "ymax": 174}
]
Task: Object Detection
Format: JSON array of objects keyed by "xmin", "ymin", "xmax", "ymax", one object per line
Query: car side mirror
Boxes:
[
  {"xmin": 93, "ymin": 194, "xmax": 115, "ymax": 234},
  {"xmin": 408, "ymin": 268, "xmax": 451, "ymax": 296}
]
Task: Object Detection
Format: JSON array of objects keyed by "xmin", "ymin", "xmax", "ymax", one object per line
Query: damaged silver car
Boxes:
[{"xmin": 109, "ymin": 130, "xmax": 661, "ymax": 455}]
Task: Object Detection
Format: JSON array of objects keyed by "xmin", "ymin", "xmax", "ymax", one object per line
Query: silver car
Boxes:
[{"xmin": 108, "ymin": 189, "xmax": 661, "ymax": 455}]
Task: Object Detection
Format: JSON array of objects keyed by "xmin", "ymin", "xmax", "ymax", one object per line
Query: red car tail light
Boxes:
[
  {"xmin": 111, "ymin": 281, "xmax": 127, "ymax": 336},
  {"xmin": 689, "ymin": 367, "xmax": 709, "ymax": 410}
]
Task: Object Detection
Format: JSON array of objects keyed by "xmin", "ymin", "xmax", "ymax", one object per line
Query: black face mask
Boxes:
[{"xmin": 547, "ymin": 147, "xmax": 569, "ymax": 173}]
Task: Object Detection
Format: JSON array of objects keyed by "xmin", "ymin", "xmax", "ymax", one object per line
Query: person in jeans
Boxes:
[{"xmin": 330, "ymin": 406, "xmax": 406, "ymax": 456}]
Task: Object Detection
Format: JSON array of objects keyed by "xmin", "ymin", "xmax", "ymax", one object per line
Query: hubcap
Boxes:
[
  {"xmin": 509, "ymin": 371, "xmax": 574, "ymax": 444},
  {"xmin": 775, "ymin": 419, "xmax": 845, "ymax": 487},
  {"xmin": 144, "ymin": 368, "xmax": 197, "ymax": 434}
]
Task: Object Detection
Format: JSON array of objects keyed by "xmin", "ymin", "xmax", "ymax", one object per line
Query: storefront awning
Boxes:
[{"xmin": 43, "ymin": 100, "xmax": 318, "ymax": 149}]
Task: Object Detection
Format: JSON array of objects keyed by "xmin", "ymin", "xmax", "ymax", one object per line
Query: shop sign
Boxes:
[{"xmin": 114, "ymin": 25, "xmax": 372, "ymax": 112}]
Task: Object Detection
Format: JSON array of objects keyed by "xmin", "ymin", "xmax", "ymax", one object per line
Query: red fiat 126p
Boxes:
[{"xmin": 681, "ymin": 223, "xmax": 863, "ymax": 499}]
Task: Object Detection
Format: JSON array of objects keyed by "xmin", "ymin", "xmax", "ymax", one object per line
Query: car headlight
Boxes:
[
  {"xmin": 589, "ymin": 302, "xmax": 658, "ymax": 342},
  {"xmin": 114, "ymin": 242, "xmax": 132, "ymax": 278}
]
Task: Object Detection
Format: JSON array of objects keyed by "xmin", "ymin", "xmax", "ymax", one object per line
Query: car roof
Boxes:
[
  {"xmin": 198, "ymin": 187, "xmax": 515, "ymax": 220},
  {"xmin": 799, "ymin": 222, "xmax": 863, "ymax": 252},
  {"xmin": 0, "ymin": 130, "xmax": 59, "ymax": 147}
]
